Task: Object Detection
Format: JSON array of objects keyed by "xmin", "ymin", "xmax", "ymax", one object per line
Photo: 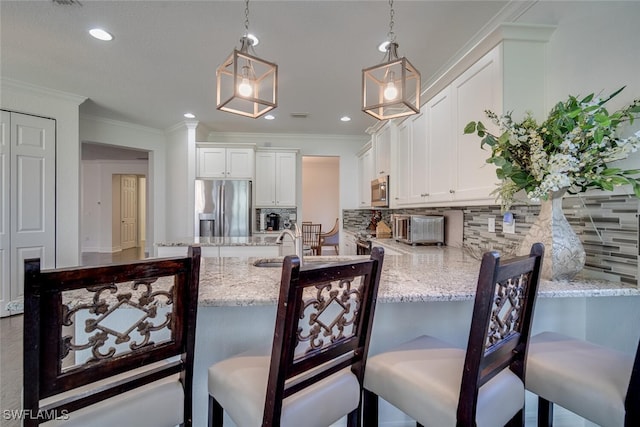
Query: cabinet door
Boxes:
[
  {"xmin": 451, "ymin": 47, "xmax": 499, "ymax": 201},
  {"xmin": 255, "ymin": 151, "xmax": 277, "ymax": 206},
  {"xmin": 427, "ymin": 86, "xmax": 455, "ymax": 203},
  {"xmin": 226, "ymin": 148, "xmax": 254, "ymax": 179},
  {"xmin": 374, "ymin": 125, "xmax": 391, "ymax": 177},
  {"xmin": 395, "ymin": 121, "xmax": 411, "ymax": 206},
  {"xmin": 197, "ymin": 147, "xmax": 226, "ymax": 178},
  {"xmin": 275, "ymin": 152, "xmax": 296, "ymax": 207},
  {"xmin": 408, "ymin": 113, "xmax": 429, "ymax": 204},
  {"xmin": 357, "ymin": 147, "xmax": 373, "ymax": 208}
]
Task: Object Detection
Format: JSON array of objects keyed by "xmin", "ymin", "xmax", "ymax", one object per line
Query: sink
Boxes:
[{"xmin": 253, "ymin": 260, "xmax": 284, "ymax": 268}]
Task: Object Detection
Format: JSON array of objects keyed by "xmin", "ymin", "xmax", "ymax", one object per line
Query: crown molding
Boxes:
[
  {"xmin": 1, "ymin": 78, "xmax": 87, "ymax": 105},
  {"xmin": 80, "ymin": 114, "xmax": 165, "ymax": 135}
]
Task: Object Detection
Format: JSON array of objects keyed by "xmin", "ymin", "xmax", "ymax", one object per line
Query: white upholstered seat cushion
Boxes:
[
  {"xmin": 526, "ymin": 331, "xmax": 634, "ymax": 427},
  {"xmin": 364, "ymin": 335, "xmax": 525, "ymax": 427},
  {"xmin": 42, "ymin": 375, "xmax": 184, "ymax": 427},
  {"xmin": 208, "ymin": 352, "xmax": 360, "ymax": 427}
]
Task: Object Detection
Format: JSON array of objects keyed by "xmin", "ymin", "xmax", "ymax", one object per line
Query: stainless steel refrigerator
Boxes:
[{"xmin": 195, "ymin": 180, "xmax": 252, "ymax": 237}]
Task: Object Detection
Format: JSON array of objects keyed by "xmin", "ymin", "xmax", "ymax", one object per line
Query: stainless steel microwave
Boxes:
[{"xmin": 371, "ymin": 176, "xmax": 389, "ymax": 207}]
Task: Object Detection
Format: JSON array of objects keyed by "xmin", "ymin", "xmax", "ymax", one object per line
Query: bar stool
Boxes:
[
  {"xmin": 526, "ymin": 332, "xmax": 640, "ymax": 426},
  {"xmin": 363, "ymin": 243, "xmax": 544, "ymax": 426},
  {"xmin": 208, "ymin": 248, "xmax": 385, "ymax": 427}
]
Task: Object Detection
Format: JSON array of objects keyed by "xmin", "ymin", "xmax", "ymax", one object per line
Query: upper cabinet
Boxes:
[
  {"xmin": 255, "ymin": 149, "xmax": 297, "ymax": 207},
  {"xmin": 196, "ymin": 145, "xmax": 255, "ymax": 179},
  {"xmin": 357, "ymin": 142, "xmax": 374, "ymax": 208},
  {"xmin": 373, "ymin": 125, "xmax": 391, "ymax": 177},
  {"xmin": 382, "ymin": 24, "xmax": 554, "ymax": 208},
  {"xmin": 395, "ymin": 113, "xmax": 429, "ymax": 206}
]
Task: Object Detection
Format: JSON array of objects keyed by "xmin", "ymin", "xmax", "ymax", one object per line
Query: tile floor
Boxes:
[{"xmin": 0, "ymin": 247, "xmax": 146, "ymax": 427}]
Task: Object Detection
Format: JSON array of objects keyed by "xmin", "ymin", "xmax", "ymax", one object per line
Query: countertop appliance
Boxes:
[
  {"xmin": 392, "ymin": 214, "xmax": 444, "ymax": 245},
  {"xmin": 267, "ymin": 213, "xmax": 280, "ymax": 231},
  {"xmin": 371, "ymin": 176, "xmax": 389, "ymax": 208},
  {"xmin": 195, "ymin": 179, "xmax": 252, "ymax": 237}
]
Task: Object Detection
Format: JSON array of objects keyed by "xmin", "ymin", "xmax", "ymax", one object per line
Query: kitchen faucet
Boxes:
[{"xmin": 275, "ymin": 223, "xmax": 304, "ymax": 265}]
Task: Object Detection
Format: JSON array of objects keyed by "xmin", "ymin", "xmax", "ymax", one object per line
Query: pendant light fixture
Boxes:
[
  {"xmin": 362, "ymin": 0, "xmax": 420, "ymax": 120},
  {"xmin": 216, "ymin": 0, "xmax": 277, "ymax": 118}
]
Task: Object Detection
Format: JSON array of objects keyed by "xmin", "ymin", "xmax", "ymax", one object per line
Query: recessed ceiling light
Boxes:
[
  {"xmin": 247, "ymin": 33, "xmax": 259, "ymax": 47},
  {"xmin": 264, "ymin": 114, "xmax": 275, "ymax": 120},
  {"xmin": 340, "ymin": 116, "xmax": 351, "ymax": 122},
  {"xmin": 378, "ymin": 41, "xmax": 390, "ymax": 53},
  {"xmin": 184, "ymin": 113, "xmax": 196, "ymax": 119},
  {"xmin": 89, "ymin": 28, "xmax": 113, "ymax": 41}
]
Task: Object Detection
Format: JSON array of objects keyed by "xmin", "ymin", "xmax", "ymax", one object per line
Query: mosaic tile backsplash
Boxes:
[{"xmin": 344, "ymin": 193, "xmax": 639, "ymax": 285}]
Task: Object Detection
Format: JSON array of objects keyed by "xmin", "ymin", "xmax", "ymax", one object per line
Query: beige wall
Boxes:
[{"xmin": 301, "ymin": 156, "xmax": 340, "ymax": 231}]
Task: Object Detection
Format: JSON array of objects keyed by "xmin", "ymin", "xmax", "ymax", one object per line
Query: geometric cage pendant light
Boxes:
[
  {"xmin": 216, "ymin": 0, "xmax": 278, "ymax": 118},
  {"xmin": 362, "ymin": 0, "xmax": 420, "ymax": 120}
]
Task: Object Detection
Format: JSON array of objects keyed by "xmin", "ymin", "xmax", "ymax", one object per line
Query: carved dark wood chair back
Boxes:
[
  {"xmin": 265, "ymin": 246, "xmax": 384, "ymax": 426},
  {"xmin": 457, "ymin": 242, "xmax": 544, "ymax": 424},
  {"xmin": 301, "ymin": 223, "xmax": 322, "ymax": 255},
  {"xmin": 23, "ymin": 246, "xmax": 201, "ymax": 426}
]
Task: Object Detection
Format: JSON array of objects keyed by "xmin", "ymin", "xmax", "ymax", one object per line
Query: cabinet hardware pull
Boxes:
[{"xmin": 449, "ymin": 189, "xmax": 455, "ymax": 193}]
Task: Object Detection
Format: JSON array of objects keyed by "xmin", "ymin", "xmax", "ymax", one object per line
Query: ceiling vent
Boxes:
[
  {"xmin": 52, "ymin": 0, "xmax": 83, "ymax": 5},
  {"xmin": 290, "ymin": 112, "xmax": 309, "ymax": 119}
]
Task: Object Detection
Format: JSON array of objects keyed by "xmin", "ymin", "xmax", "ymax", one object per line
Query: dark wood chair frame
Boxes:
[
  {"xmin": 209, "ymin": 247, "xmax": 385, "ymax": 427},
  {"xmin": 301, "ymin": 223, "xmax": 323, "ymax": 256},
  {"xmin": 356, "ymin": 238, "xmax": 372, "ymax": 255},
  {"xmin": 23, "ymin": 246, "xmax": 201, "ymax": 426},
  {"xmin": 536, "ymin": 334, "xmax": 640, "ymax": 427},
  {"xmin": 363, "ymin": 243, "xmax": 544, "ymax": 427}
]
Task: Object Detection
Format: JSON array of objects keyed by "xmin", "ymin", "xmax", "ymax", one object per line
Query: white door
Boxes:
[
  {"xmin": 120, "ymin": 175, "xmax": 138, "ymax": 250},
  {"xmin": 3, "ymin": 112, "xmax": 56, "ymax": 316},
  {"xmin": 0, "ymin": 111, "xmax": 10, "ymax": 316}
]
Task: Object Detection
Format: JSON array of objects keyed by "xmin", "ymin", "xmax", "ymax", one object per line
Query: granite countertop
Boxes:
[
  {"xmin": 198, "ymin": 244, "xmax": 640, "ymax": 307},
  {"xmin": 156, "ymin": 234, "xmax": 281, "ymax": 247},
  {"xmin": 7, "ymin": 234, "xmax": 638, "ymax": 313}
]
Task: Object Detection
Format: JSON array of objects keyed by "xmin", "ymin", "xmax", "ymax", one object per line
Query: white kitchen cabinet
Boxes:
[
  {"xmin": 1, "ymin": 111, "xmax": 56, "ymax": 317},
  {"xmin": 357, "ymin": 143, "xmax": 373, "ymax": 208},
  {"xmin": 426, "ymin": 86, "xmax": 455, "ymax": 203},
  {"xmin": 394, "ymin": 113, "xmax": 429, "ymax": 207},
  {"xmin": 374, "ymin": 124, "xmax": 391, "ymax": 177},
  {"xmin": 196, "ymin": 145, "xmax": 255, "ymax": 179},
  {"xmin": 450, "ymin": 46, "xmax": 501, "ymax": 202},
  {"xmin": 394, "ymin": 120, "xmax": 411, "ymax": 206},
  {"xmin": 255, "ymin": 150, "xmax": 297, "ymax": 207}
]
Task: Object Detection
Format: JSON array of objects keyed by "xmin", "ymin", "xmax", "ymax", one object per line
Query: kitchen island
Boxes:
[{"xmin": 189, "ymin": 242, "xmax": 640, "ymax": 427}]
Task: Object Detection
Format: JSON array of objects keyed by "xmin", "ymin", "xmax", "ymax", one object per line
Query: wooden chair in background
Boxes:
[
  {"xmin": 302, "ymin": 222, "xmax": 322, "ymax": 256},
  {"xmin": 208, "ymin": 247, "xmax": 385, "ymax": 427},
  {"xmin": 23, "ymin": 246, "xmax": 201, "ymax": 427},
  {"xmin": 319, "ymin": 218, "xmax": 340, "ymax": 255},
  {"xmin": 363, "ymin": 243, "xmax": 544, "ymax": 426}
]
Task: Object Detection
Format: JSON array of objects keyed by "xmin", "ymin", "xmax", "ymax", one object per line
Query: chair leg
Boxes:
[
  {"xmin": 537, "ymin": 397, "xmax": 553, "ymax": 427},
  {"xmin": 505, "ymin": 409, "xmax": 524, "ymax": 427},
  {"xmin": 362, "ymin": 389, "xmax": 379, "ymax": 426},
  {"xmin": 346, "ymin": 407, "xmax": 360, "ymax": 427},
  {"xmin": 208, "ymin": 395, "xmax": 224, "ymax": 427}
]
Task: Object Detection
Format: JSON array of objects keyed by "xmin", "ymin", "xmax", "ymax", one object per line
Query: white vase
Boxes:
[{"xmin": 518, "ymin": 189, "xmax": 586, "ymax": 281}]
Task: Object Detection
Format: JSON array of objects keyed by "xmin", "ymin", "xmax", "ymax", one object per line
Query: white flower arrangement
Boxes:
[{"xmin": 465, "ymin": 87, "xmax": 640, "ymax": 211}]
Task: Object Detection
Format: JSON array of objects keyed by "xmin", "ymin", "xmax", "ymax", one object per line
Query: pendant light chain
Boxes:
[
  {"xmin": 244, "ymin": 0, "xmax": 250, "ymax": 35},
  {"xmin": 387, "ymin": 0, "xmax": 396, "ymax": 43}
]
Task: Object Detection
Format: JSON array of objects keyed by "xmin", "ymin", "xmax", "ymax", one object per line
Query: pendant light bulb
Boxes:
[
  {"xmin": 238, "ymin": 65, "xmax": 253, "ymax": 97},
  {"xmin": 383, "ymin": 71, "xmax": 398, "ymax": 100}
]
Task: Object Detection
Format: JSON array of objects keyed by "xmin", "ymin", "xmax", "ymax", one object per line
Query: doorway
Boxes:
[{"xmin": 301, "ymin": 155, "xmax": 340, "ymax": 238}]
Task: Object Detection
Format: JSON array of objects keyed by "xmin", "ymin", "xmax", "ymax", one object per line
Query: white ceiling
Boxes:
[{"xmin": 2, "ymin": 0, "xmax": 531, "ymax": 136}]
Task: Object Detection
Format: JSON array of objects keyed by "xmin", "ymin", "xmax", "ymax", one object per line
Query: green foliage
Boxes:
[{"xmin": 464, "ymin": 87, "xmax": 640, "ymax": 211}]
